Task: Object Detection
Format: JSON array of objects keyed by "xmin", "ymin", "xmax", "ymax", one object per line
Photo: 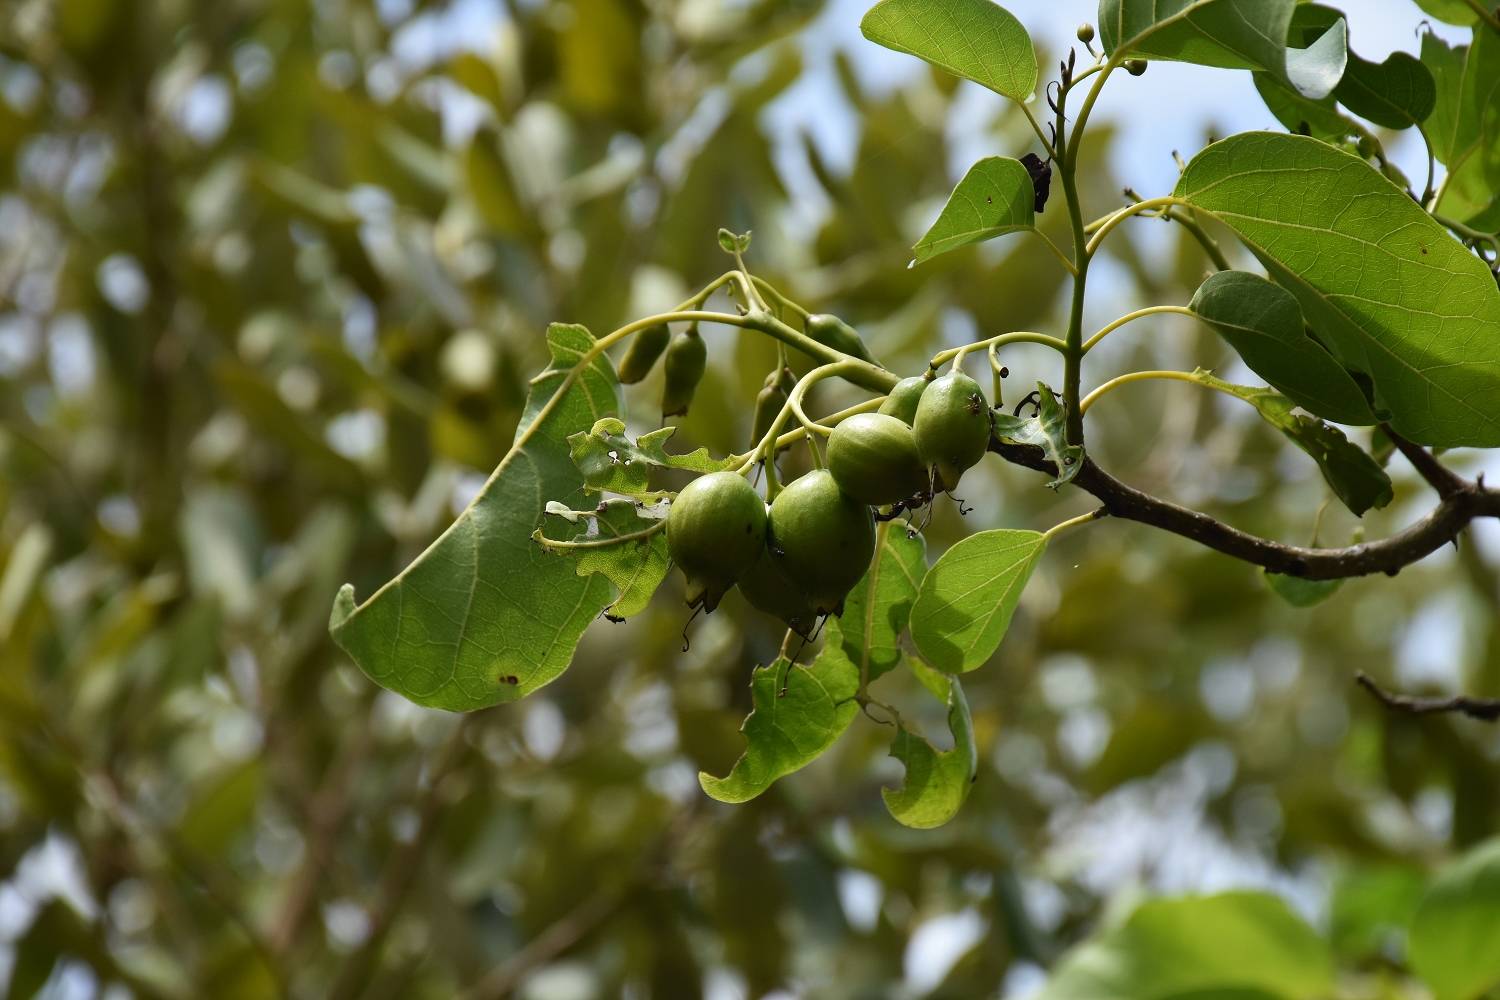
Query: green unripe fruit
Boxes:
[
  {"xmin": 667, "ymin": 471, "xmax": 766, "ymax": 613},
  {"xmin": 826, "ymin": 413, "xmax": 928, "ymax": 506},
  {"xmin": 877, "ymin": 376, "xmax": 930, "ymax": 426},
  {"xmin": 750, "ymin": 368, "xmax": 793, "ymax": 452},
  {"xmin": 913, "ymin": 371, "xmax": 991, "ymax": 493},
  {"xmin": 737, "ymin": 548, "xmax": 820, "ymax": 638},
  {"xmin": 1125, "ymin": 58, "xmax": 1148, "ymax": 76},
  {"xmin": 804, "ymin": 314, "xmax": 879, "ymax": 366},
  {"xmin": 767, "ymin": 469, "xmax": 875, "ymax": 617},
  {"xmin": 617, "ymin": 323, "xmax": 670, "ymax": 384},
  {"xmin": 661, "ymin": 327, "xmax": 707, "ymax": 418}
]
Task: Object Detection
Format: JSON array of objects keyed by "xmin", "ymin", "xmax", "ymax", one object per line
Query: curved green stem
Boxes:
[
  {"xmin": 1019, "ymin": 102, "xmax": 1058, "ymax": 160},
  {"xmin": 1030, "ymin": 227, "xmax": 1079, "ymax": 275},
  {"xmin": 928, "ymin": 331, "xmax": 1068, "ymax": 372},
  {"xmin": 1041, "ymin": 507, "xmax": 1107, "ymax": 540},
  {"xmin": 1064, "ymin": 58, "xmax": 1118, "ymax": 174},
  {"xmin": 1417, "ymin": 124, "xmax": 1437, "ymax": 207},
  {"xmin": 1085, "ymin": 196, "xmax": 1185, "ymax": 256},
  {"xmin": 987, "ymin": 343, "xmax": 1006, "ymax": 406},
  {"xmin": 1079, "ymin": 368, "xmax": 1239, "ymax": 414},
  {"xmin": 1461, "ymin": 0, "xmax": 1500, "ymax": 33},
  {"xmin": 753, "ymin": 276, "xmax": 809, "ymax": 318},
  {"xmin": 1082, "ymin": 305, "xmax": 1196, "ymax": 354},
  {"xmin": 534, "ymin": 518, "xmax": 667, "ymax": 550}
]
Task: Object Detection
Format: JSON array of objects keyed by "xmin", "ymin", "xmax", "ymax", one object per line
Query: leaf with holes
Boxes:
[
  {"xmin": 329, "ymin": 323, "xmax": 620, "ymax": 710},
  {"xmin": 992, "ymin": 381, "xmax": 1082, "ymax": 487},
  {"xmin": 569, "ymin": 418, "xmax": 732, "ymax": 497},
  {"xmin": 1176, "ymin": 132, "xmax": 1500, "ymax": 447},
  {"xmin": 913, "ymin": 156, "xmax": 1035, "ymax": 264},
  {"xmin": 699, "ymin": 647, "xmax": 860, "ymax": 803},
  {"xmin": 860, "ymin": 0, "xmax": 1036, "ymax": 101},
  {"xmin": 535, "ymin": 499, "xmax": 670, "ymax": 620},
  {"xmin": 831, "ymin": 522, "xmax": 926, "ymax": 684},
  {"xmin": 882, "ymin": 659, "xmax": 976, "ymax": 828},
  {"xmin": 1189, "ymin": 270, "xmax": 1375, "ymax": 425},
  {"xmin": 910, "ymin": 529, "xmax": 1046, "ymax": 673}
]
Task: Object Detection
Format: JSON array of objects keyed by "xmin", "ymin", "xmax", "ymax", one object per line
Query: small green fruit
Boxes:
[
  {"xmin": 661, "ymin": 327, "xmax": 707, "ymax": 417},
  {"xmin": 617, "ymin": 323, "xmax": 670, "ymax": 384},
  {"xmin": 877, "ymin": 376, "xmax": 930, "ymax": 426},
  {"xmin": 767, "ymin": 469, "xmax": 875, "ymax": 616},
  {"xmin": 827, "ymin": 413, "xmax": 928, "ymax": 506},
  {"xmin": 750, "ymin": 367, "xmax": 794, "ymax": 452},
  {"xmin": 913, "ymin": 371, "xmax": 991, "ymax": 493},
  {"xmin": 667, "ymin": 471, "xmax": 766, "ymax": 612},
  {"xmin": 804, "ymin": 314, "xmax": 879, "ymax": 366},
  {"xmin": 737, "ymin": 548, "xmax": 820, "ymax": 638}
]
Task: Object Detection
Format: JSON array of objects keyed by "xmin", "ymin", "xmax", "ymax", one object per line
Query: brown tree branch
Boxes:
[
  {"xmin": 989, "ymin": 439, "xmax": 1500, "ymax": 580},
  {"xmin": 1355, "ymin": 671, "xmax": 1500, "ymax": 722},
  {"xmin": 1381, "ymin": 425, "xmax": 1470, "ymax": 499}
]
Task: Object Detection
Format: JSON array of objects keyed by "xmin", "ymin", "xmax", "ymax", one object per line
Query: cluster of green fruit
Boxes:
[{"xmin": 637, "ymin": 328, "xmax": 992, "ymax": 636}]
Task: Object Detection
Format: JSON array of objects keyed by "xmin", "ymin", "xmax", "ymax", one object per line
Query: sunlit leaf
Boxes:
[
  {"xmin": 1176, "ymin": 131, "xmax": 1500, "ymax": 448},
  {"xmin": 1413, "ymin": 0, "xmax": 1481, "ymax": 27},
  {"xmin": 535, "ymin": 498, "xmax": 669, "ymax": 620},
  {"xmin": 1037, "ymin": 892, "xmax": 1335, "ymax": 1000},
  {"xmin": 568, "ymin": 417, "xmax": 732, "ymax": 498},
  {"xmin": 1189, "ymin": 269, "xmax": 1375, "ymax": 425},
  {"xmin": 832, "ymin": 522, "xmax": 926, "ymax": 684},
  {"xmin": 910, "ymin": 528, "xmax": 1046, "ymax": 673},
  {"xmin": 860, "ymin": 0, "xmax": 1037, "ymax": 101},
  {"xmin": 882, "ymin": 659, "xmax": 975, "ymax": 828},
  {"xmin": 329, "ymin": 324, "xmax": 620, "ymax": 710},
  {"xmin": 1197, "ymin": 373, "xmax": 1392, "ymax": 516},
  {"xmin": 699, "ymin": 647, "xmax": 860, "ymax": 803},
  {"xmin": 992, "ymin": 381, "xmax": 1082, "ymax": 487},
  {"xmin": 1410, "ymin": 837, "xmax": 1500, "ymax": 1000},
  {"xmin": 912, "ymin": 156, "xmax": 1035, "ymax": 264}
]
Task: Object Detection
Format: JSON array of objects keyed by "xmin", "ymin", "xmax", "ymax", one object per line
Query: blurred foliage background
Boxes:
[{"xmin": 1, "ymin": 0, "xmax": 1498, "ymax": 997}]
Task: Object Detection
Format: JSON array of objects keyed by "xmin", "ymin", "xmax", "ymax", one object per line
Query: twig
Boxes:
[
  {"xmin": 1381, "ymin": 424, "xmax": 1468, "ymax": 499},
  {"xmin": 1355, "ymin": 671, "xmax": 1500, "ymax": 722}
]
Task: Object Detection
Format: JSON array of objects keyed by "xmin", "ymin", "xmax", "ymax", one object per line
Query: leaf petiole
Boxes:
[
  {"xmin": 928, "ymin": 330, "xmax": 1068, "ymax": 372},
  {"xmin": 1082, "ymin": 305, "xmax": 1196, "ymax": 354},
  {"xmin": 1041, "ymin": 507, "xmax": 1108, "ymax": 541}
]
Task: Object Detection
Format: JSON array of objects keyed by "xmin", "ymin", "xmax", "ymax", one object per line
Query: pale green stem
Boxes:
[
  {"xmin": 1082, "ymin": 305, "xmax": 1197, "ymax": 354},
  {"xmin": 1460, "ymin": 0, "xmax": 1500, "ymax": 33},
  {"xmin": 753, "ymin": 276, "xmax": 809, "ymax": 318},
  {"xmin": 535, "ymin": 518, "xmax": 667, "ymax": 550},
  {"xmin": 1085, "ymin": 196, "xmax": 1187, "ymax": 256},
  {"xmin": 1064, "ymin": 58, "xmax": 1119, "ymax": 174},
  {"xmin": 1030, "ymin": 227, "xmax": 1078, "ymax": 275},
  {"xmin": 1018, "ymin": 102, "xmax": 1058, "ymax": 160},
  {"xmin": 1079, "ymin": 369, "xmax": 1241, "ymax": 414},
  {"xmin": 928, "ymin": 331, "xmax": 1068, "ymax": 372},
  {"xmin": 1041, "ymin": 507, "xmax": 1108, "ymax": 541}
]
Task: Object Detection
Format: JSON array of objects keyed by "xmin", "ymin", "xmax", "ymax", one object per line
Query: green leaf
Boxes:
[
  {"xmin": 1410, "ymin": 837, "xmax": 1500, "ymax": 1000},
  {"xmin": 833, "ymin": 522, "xmax": 926, "ymax": 684},
  {"xmin": 1264, "ymin": 572, "xmax": 1343, "ymax": 608},
  {"xmin": 1330, "ymin": 864, "xmax": 1426, "ymax": 960},
  {"xmin": 1253, "ymin": 71, "xmax": 1367, "ymax": 144},
  {"xmin": 1335, "ymin": 50, "xmax": 1437, "ymax": 130},
  {"xmin": 882, "ymin": 661, "xmax": 976, "ymax": 828},
  {"xmin": 699, "ymin": 647, "xmax": 860, "ymax": 803},
  {"xmin": 860, "ymin": 0, "xmax": 1037, "ymax": 102},
  {"xmin": 909, "ymin": 528, "xmax": 1046, "ymax": 673},
  {"xmin": 1037, "ymin": 892, "xmax": 1335, "ymax": 1000},
  {"xmin": 1413, "ymin": 0, "xmax": 1481, "ymax": 27},
  {"xmin": 1197, "ymin": 373, "xmax": 1392, "ymax": 516},
  {"xmin": 912, "ymin": 156, "xmax": 1035, "ymax": 264},
  {"xmin": 466, "ymin": 129, "xmax": 531, "ymax": 235},
  {"xmin": 535, "ymin": 499, "xmax": 670, "ymax": 620},
  {"xmin": 1176, "ymin": 131, "xmax": 1500, "ymax": 448},
  {"xmin": 991, "ymin": 381, "xmax": 1082, "ymax": 487},
  {"xmin": 1188, "ymin": 270, "xmax": 1375, "ymax": 425},
  {"xmin": 1098, "ymin": 0, "xmax": 1346, "ymax": 99},
  {"xmin": 1422, "ymin": 32, "xmax": 1470, "ymax": 165},
  {"xmin": 568, "ymin": 417, "xmax": 732, "ymax": 498},
  {"xmin": 329, "ymin": 323, "xmax": 620, "ymax": 711},
  {"xmin": 1429, "ymin": 27, "xmax": 1500, "ymax": 226},
  {"xmin": 718, "ymin": 228, "xmax": 751, "ymax": 253}
]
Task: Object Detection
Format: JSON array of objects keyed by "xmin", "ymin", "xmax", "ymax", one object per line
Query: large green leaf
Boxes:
[
  {"xmin": 1098, "ymin": 0, "xmax": 1346, "ymax": 99},
  {"xmin": 1176, "ymin": 131, "xmax": 1500, "ymax": 448},
  {"xmin": 860, "ymin": 0, "xmax": 1037, "ymax": 102},
  {"xmin": 1198, "ymin": 373, "xmax": 1391, "ymax": 516},
  {"xmin": 329, "ymin": 323, "xmax": 620, "ymax": 710},
  {"xmin": 534, "ymin": 499, "xmax": 670, "ymax": 620},
  {"xmin": 1425, "ymin": 27, "xmax": 1500, "ymax": 226},
  {"xmin": 992, "ymin": 381, "xmax": 1082, "ymax": 487},
  {"xmin": 912, "ymin": 156, "xmax": 1035, "ymax": 264},
  {"xmin": 909, "ymin": 528, "xmax": 1045, "ymax": 673},
  {"xmin": 699, "ymin": 646, "xmax": 860, "ymax": 803},
  {"xmin": 1410, "ymin": 837, "xmax": 1500, "ymax": 1000},
  {"xmin": 1335, "ymin": 50, "xmax": 1436, "ymax": 131},
  {"xmin": 1037, "ymin": 892, "xmax": 1335, "ymax": 1000},
  {"xmin": 568, "ymin": 417, "xmax": 732, "ymax": 498},
  {"xmin": 1423, "ymin": 33, "xmax": 1470, "ymax": 165},
  {"xmin": 881, "ymin": 659, "xmax": 976, "ymax": 828},
  {"xmin": 832, "ymin": 522, "xmax": 926, "ymax": 684},
  {"xmin": 1188, "ymin": 270, "xmax": 1374, "ymax": 425}
]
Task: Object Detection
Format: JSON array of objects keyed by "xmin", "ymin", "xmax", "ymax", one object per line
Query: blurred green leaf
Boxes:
[
  {"xmin": 330, "ymin": 324, "xmax": 619, "ymax": 710},
  {"xmin": 699, "ymin": 648, "xmax": 860, "ymax": 803},
  {"xmin": 1038, "ymin": 892, "xmax": 1335, "ymax": 1000},
  {"xmin": 1264, "ymin": 572, "xmax": 1344, "ymax": 608},
  {"xmin": 910, "ymin": 529, "xmax": 1046, "ymax": 673},
  {"xmin": 912, "ymin": 156, "xmax": 1035, "ymax": 264},
  {"xmin": 1410, "ymin": 837, "xmax": 1500, "ymax": 1000},
  {"xmin": 1177, "ymin": 132, "xmax": 1500, "ymax": 448},
  {"xmin": 1330, "ymin": 864, "xmax": 1425, "ymax": 960},
  {"xmin": 178, "ymin": 763, "xmax": 263, "ymax": 857},
  {"xmin": 1189, "ymin": 270, "xmax": 1375, "ymax": 425},
  {"xmin": 1413, "ymin": 0, "xmax": 1481, "ymax": 27},
  {"xmin": 860, "ymin": 0, "xmax": 1038, "ymax": 101}
]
